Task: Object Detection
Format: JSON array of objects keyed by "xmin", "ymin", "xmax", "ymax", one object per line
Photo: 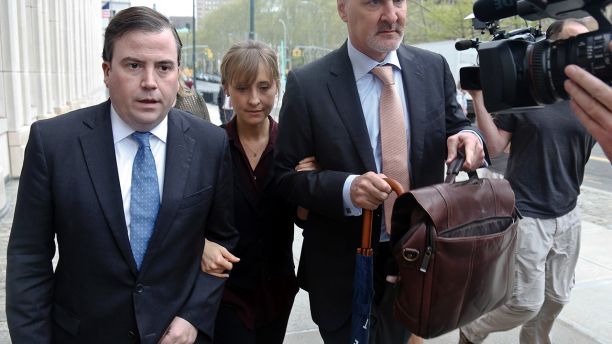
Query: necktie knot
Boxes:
[
  {"xmin": 132, "ymin": 132, "xmax": 152, "ymax": 148},
  {"xmin": 371, "ymin": 65, "xmax": 395, "ymax": 86}
]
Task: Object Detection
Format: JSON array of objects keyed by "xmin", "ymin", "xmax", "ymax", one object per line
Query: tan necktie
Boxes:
[{"xmin": 371, "ymin": 65, "xmax": 410, "ymax": 235}]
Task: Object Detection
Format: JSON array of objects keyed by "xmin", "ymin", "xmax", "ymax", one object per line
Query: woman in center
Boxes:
[{"xmin": 206, "ymin": 40, "xmax": 315, "ymax": 344}]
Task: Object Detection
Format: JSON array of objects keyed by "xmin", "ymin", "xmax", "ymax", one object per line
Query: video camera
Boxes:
[{"xmin": 458, "ymin": 0, "xmax": 612, "ymax": 112}]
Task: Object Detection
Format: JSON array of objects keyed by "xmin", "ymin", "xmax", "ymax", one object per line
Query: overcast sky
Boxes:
[{"xmin": 130, "ymin": 0, "xmax": 194, "ymax": 17}]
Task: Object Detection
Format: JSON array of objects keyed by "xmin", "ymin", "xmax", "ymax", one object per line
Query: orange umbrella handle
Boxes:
[{"xmin": 361, "ymin": 178, "xmax": 405, "ymax": 251}]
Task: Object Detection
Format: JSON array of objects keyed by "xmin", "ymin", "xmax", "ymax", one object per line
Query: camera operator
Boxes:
[
  {"xmin": 458, "ymin": 19, "xmax": 596, "ymax": 344},
  {"xmin": 564, "ymin": 42, "xmax": 612, "ymax": 162}
]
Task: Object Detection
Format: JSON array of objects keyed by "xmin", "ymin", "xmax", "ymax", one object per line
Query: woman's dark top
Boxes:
[{"xmin": 220, "ymin": 116, "xmax": 298, "ymax": 329}]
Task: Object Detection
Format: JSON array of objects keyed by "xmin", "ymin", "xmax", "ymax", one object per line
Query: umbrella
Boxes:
[
  {"xmin": 350, "ymin": 178, "xmax": 404, "ymax": 344},
  {"xmin": 350, "ymin": 209, "xmax": 374, "ymax": 344}
]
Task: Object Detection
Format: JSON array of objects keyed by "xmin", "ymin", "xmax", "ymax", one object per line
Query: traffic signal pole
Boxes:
[
  {"xmin": 249, "ymin": 0, "xmax": 255, "ymax": 40},
  {"xmin": 192, "ymin": 0, "xmax": 197, "ymax": 91}
]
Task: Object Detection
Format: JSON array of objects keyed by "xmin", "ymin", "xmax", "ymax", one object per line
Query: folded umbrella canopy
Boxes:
[
  {"xmin": 350, "ymin": 178, "xmax": 404, "ymax": 344},
  {"xmin": 350, "ymin": 209, "xmax": 374, "ymax": 344}
]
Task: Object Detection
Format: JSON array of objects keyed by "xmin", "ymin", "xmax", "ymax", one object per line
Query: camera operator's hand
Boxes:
[{"xmin": 564, "ymin": 42, "xmax": 612, "ymax": 162}]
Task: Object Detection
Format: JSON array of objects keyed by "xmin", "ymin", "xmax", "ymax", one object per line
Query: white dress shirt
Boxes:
[{"xmin": 110, "ymin": 105, "xmax": 167, "ymax": 239}]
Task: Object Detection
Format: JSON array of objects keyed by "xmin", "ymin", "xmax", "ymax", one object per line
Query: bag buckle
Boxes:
[{"xmin": 402, "ymin": 248, "xmax": 420, "ymax": 262}]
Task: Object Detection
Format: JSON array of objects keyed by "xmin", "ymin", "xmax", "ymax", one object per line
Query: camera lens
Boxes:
[
  {"xmin": 528, "ymin": 31, "xmax": 612, "ymax": 104},
  {"xmin": 527, "ymin": 40, "xmax": 553, "ymax": 103}
]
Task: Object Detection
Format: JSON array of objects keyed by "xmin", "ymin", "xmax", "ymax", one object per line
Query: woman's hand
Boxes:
[{"xmin": 201, "ymin": 239, "xmax": 240, "ymax": 278}]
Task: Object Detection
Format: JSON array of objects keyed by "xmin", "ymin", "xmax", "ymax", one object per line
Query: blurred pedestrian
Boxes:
[
  {"xmin": 217, "ymin": 84, "xmax": 225, "ymax": 122},
  {"xmin": 460, "ymin": 19, "xmax": 595, "ymax": 344},
  {"xmin": 221, "ymin": 92, "xmax": 233, "ymax": 124},
  {"xmin": 176, "ymin": 74, "xmax": 211, "ymax": 121},
  {"xmin": 456, "ymin": 81, "xmax": 469, "ymax": 116}
]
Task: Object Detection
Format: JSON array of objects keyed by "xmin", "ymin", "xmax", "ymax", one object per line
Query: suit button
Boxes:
[
  {"xmin": 128, "ymin": 330, "xmax": 138, "ymax": 342},
  {"xmin": 135, "ymin": 284, "xmax": 144, "ymax": 293}
]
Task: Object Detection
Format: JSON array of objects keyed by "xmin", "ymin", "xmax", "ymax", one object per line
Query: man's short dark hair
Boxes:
[
  {"xmin": 102, "ymin": 6, "xmax": 183, "ymax": 65},
  {"xmin": 545, "ymin": 19, "xmax": 587, "ymax": 40}
]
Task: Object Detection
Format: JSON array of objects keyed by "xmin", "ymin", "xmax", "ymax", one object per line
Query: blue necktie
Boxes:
[{"xmin": 130, "ymin": 132, "xmax": 160, "ymax": 270}]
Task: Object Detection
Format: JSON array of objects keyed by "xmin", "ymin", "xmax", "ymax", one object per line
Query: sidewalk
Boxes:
[{"xmin": 0, "ymin": 104, "xmax": 609, "ymax": 343}]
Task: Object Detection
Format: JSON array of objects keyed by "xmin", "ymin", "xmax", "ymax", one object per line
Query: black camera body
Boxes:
[{"xmin": 460, "ymin": 0, "xmax": 612, "ymax": 112}]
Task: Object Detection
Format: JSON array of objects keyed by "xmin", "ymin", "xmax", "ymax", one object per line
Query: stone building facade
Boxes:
[{"xmin": 0, "ymin": 0, "xmax": 106, "ymax": 214}]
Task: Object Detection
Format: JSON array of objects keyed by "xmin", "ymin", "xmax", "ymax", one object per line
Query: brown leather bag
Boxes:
[{"xmin": 390, "ymin": 160, "xmax": 519, "ymax": 338}]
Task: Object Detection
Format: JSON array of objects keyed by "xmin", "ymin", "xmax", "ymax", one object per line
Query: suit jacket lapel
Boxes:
[
  {"xmin": 398, "ymin": 45, "xmax": 427, "ymax": 182},
  {"xmin": 328, "ymin": 43, "xmax": 377, "ymax": 172},
  {"xmin": 79, "ymin": 100, "xmax": 138, "ymax": 274},
  {"xmin": 141, "ymin": 110, "xmax": 195, "ymax": 270}
]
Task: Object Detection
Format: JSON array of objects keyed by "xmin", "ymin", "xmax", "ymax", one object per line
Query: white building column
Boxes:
[
  {"xmin": 0, "ymin": 0, "xmax": 104, "ymax": 186},
  {"xmin": 55, "ymin": 0, "xmax": 68, "ymax": 114},
  {"xmin": 48, "ymin": 0, "xmax": 61, "ymax": 113},
  {"xmin": 42, "ymin": 0, "xmax": 55, "ymax": 118},
  {"xmin": 28, "ymin": 0, "xmax": 52, "ymax": 120},
  {"xmin": 3, "ymin": 0, "xmax": 30, "ymax": 178},
  {"xmin": 0, "ymin": 0, "xmax": 9, "ymax": 207},
  {"xmin": 92, "ymin": 0, "xmax": 105, "ymax": 101},
  {"xmin": 87, "ymin": 0, "xmax": 105, "ymax": 103},
  {"xmin": 66, "ymin": 0, "xmax": 77, "ymax": 106},
  {"xmin": 75, "ymin": 0, "xmax": 84, "ymax": 102},
  {"xmin": 18, "ymin": 0, "xmax": 34, "ymax": 127},
  {"xmin": 61, "ymin": 0, "xmax": 71, "ymax": 111},
  {"xmin": 0, "ymin": 0, "xmax": 105, "ymax": 213}
]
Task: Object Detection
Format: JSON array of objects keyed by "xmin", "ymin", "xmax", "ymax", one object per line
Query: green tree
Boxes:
[
  {"xmin": 192, "ymin": 0, "xmax": 549, "ymax": 70},
  {"xmin": 195, "ymin": 0, "xmax": 346, "ymax": 68},
  {"xmin": 404, "ymin": 0, "xmax": 542, "ymax": 43}
]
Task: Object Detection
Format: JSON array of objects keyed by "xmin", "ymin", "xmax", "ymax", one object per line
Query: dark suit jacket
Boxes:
[
  {"xmin": 275, "ymin": 43, "xmax": 483, "ymax": 331},
  {"xmin": 6, "ymin": 100, "xmax": 238, "ymax": 344}
]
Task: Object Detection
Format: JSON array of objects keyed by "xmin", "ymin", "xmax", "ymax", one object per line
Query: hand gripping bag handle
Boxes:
[{"xmin": 444, "ymin": 151, "xmax": 478, "ymax": 184}]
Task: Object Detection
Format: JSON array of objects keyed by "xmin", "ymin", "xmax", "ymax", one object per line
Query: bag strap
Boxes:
[
  {"xmin": 445, "ymin": 151, "xmax": 479, "ymax": 183},
  {"xmin": 360, "ymin": 178, "xmax": 405, "ymax": 256}
]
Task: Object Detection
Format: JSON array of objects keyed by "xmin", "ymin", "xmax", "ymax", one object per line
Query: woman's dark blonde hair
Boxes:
[{"xmin": 220, "ymin": 40, "xmax": 280, "ymax": 92}]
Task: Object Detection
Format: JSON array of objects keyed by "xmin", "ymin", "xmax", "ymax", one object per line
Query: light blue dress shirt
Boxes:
[
  {"xmin": 341, "ymin": 40, "xmax": 411, "ymax": 240},
  {"xmin": 340, "ymin": 41, "xmax": 483, "ymax": 241}
]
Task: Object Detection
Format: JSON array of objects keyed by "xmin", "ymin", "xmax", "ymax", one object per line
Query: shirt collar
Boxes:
[
  {"xmin": 110, "ymin": 104, "xmax": 168, "ymax": 144},
  {"xmin": 347, "ymin": 39, "xmax": 402, "ymax": 81}
]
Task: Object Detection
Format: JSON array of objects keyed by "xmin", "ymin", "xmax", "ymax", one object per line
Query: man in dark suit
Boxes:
[
  {"xmin": 5, "ymin": 7, "xmax": 237, "ymax": 344},
  {"xmin": 274, "ymin": 1, "xmax": 486, "ymax": 343}
]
